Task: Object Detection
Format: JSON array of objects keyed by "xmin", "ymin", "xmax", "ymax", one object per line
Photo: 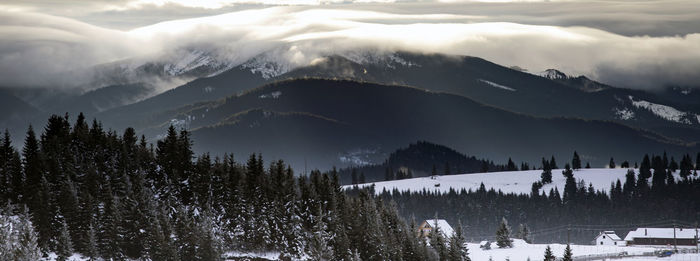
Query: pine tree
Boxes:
[
  {"xmin": 495, "ymin": 217, "xmax": 512, "ymax": 248},
  {"xmin": 562, "ymin": 244, "xmax": 573, "ymax": 261},
  {"xmin": 562, "ymin": 164, "xmax": 576, "ymax": 204},
  {"xmin": 550, "ymin": 156, "xmax": 558, "ymax": 169},
  {"xmin": 609, "ymin": 157, "xmax": 616, "ymax": 168},
  {"xmin": 14, "ymin": 213, "xmax": 42, "ymax": 260},
  {"xmin": 571, "ymin": 151, "xmax": 581, "ymax": 170},
  {"xmin": 308, "ymin": 207, "xmax": 334, "ymax": 261},
  {"xmin": 445, "ymin": 162, "xmax": 451, "ymax": 175},
  {"xmin": 57, "ymin": 220, "xmax": 74, "ymax": 261},
  {"xmin": 85, "ymin": 223, "xmax": 99, "ymax": 260},
  {"xmin": 429, "ymin": 218, "xmax": 448, "ymax": 260},
  {"xmin": 447, "ymin": 221, "xmax": 470, "ymax": 261},
  {"xmin": 507, "ymin": 158, "xmax": 517, "ymax": 171},
  {"xmin": 585, "ymin": 162, "xmax": 590, "ymax": 169},
  {"xmin": 517, "ymin": 224, "xmax": 531, "ymax": 243},
  {"xmin": 543, "ymin": 245, "xmax": 554, "ymax": 261}
]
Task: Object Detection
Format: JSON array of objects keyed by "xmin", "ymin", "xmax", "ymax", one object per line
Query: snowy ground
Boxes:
[
  {"xmin": 468, "ymin": 239, "xmax": 698, "ymax": 261},
  {"xmin": 345, "ymin": 168, "xmax": 683, "ymax": 196}
]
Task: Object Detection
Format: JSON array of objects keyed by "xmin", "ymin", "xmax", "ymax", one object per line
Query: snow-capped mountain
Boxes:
[{"xmin": 539, "ymin": 69, "xmax": 569, "ymax": 80}]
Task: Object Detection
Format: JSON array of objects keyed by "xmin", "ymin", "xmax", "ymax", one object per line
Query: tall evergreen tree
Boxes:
[
  {"xmin": 447, "ymin": 221, "xmax": 469, "ymax": 261},
  {"xmin": 608, "ymin": 157, "xmax": 616, "ymax": 168},
  {"xmin": 495, "ymin": 217, "xmax": 512, "ymax": 248},
  {"xmin": 543, "ymin": 245, "xmax": 555, "ymax": 261},
  {"xmin": 571, "ymin": 151, "xmax": 581, "ymax": 170},
  {"xmin": 562, "ymin": 244, "xmax": 573, "ymax": 261},
  {"xmin": 56, "ymin": 220, "xmax": 74, "ymax": 261}
]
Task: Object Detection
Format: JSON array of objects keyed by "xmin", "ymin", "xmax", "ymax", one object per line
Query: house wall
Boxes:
[
  {"xmin": 631, "ymin": 238, "xmax": 697, "ymax": 246},
  {"xmin": 596, "ymin": 235, "xmax": 622, "ymax": 246}
]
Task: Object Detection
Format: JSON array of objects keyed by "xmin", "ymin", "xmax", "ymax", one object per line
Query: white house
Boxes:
[
  {"xmin": 594, "ymin": 231, "xmax": 625, "ymax": 246},
  {"xmin": 418, "ymin": 219, "xmax": 455, "ymax": 238},
  {"xmin": 624, "ymin": 228, "xmax": 698, "ymax": 246}
]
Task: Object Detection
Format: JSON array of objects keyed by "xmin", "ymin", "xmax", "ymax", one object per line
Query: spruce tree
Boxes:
[
  {"xmin": 550, "ymin": 156, "xmax": 558, "ymax": 169},
  {"xmin": 495, "ymin": 217, "xmax": 512, "ymax": 248},
  {"xmin": 571, "ymin": 151, "xmax": 581, "ymax": 170},
  {"xmin": 543, "ymin": 245, "xmax": 554, "ymax": 261},
  {"xmin": 57, "ymin": 220, "xmax": 74, "ymax": 261},
  {"xmin": 517, "ymin": 224, "xmax": 531, "ymax": 243},
  {"xmin": 562, "ymin": 244, "xmax": 573, "ymax": 261},
  {"xmin": 447, "ymin": 221, "xmax": 470, "ymax": 261},
  {"xmin": 14, "ymin": 214, "xmax": 42, "ymax": 260},
  {"xmin": 609, "ymin": 157, "xmax": 616, "ymax": 168},
  {"xmin": 429, "ymin": 218, "xmax": 448, "ymax": 260}
]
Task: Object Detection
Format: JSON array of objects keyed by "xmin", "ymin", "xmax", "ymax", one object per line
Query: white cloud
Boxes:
[{"xmin": 1, "ymin": 4, "xmax": 700, "ymax": 90}]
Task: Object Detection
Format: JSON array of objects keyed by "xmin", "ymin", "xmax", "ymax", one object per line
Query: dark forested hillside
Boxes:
[
  {"xmin": 145, "ymin": 78, "xmax": 696, "ymax": 171},
  {"xmin": 338, "ymin": 141, "xmax": 503, "ymax": 184}
]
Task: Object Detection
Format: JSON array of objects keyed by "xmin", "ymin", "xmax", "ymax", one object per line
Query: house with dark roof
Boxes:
[{"xmin": 624, "ymin": 228, "xmax": 698, "ymax": 246}]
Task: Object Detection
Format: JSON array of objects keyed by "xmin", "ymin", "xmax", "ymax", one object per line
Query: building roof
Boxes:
[
  {"xmin": 624, "ymin": 228, "xmax": 698, "ymax": 241},
  {"xmin": 424, "ymin": 219, "xmax": 455, "ymax": 238},
  {"xmin": 596, "ymin": 231, "xmax": 622, "ymax": 241}
]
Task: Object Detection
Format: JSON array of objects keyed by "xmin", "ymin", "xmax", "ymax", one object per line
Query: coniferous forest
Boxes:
[
  {"xmin": 360, "ymin": 154, "xmax": 700, "ymax": 245},
  {"xmin": 0, "ymin": 114, "xmax": 469, "ymax": 260}
]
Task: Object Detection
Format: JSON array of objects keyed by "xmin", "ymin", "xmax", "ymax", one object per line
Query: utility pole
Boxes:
[
  {"xmin": 673, "ymin": 221, "xmax": 678, "ymax": 253},
  {"xmin": 567, "ymin": 224, "xmax": 571, "ymax": 245},
  {"xmin": 695, "ymin": 222, "xmax": 698, "ymax": 254}
]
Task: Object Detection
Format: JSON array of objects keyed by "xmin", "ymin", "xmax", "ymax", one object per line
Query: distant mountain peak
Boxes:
[{"xmin": 539, "ymin": 69, "xmax": 569, "ymax": 80}]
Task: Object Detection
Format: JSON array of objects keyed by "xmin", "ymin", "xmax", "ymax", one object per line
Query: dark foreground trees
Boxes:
[{"xmin": 0, "ymin": 114, "xmax": 465, "ymax": 260}]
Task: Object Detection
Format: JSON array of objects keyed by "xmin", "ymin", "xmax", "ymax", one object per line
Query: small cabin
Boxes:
[
  {"xmin": 418, "ymin": 219, "xmax": 454, "ymax": 239},
  {"xmin": 594, "ymin": 231, "xmax": 625, "ymax": 246},
  {"xmin": 624, "ymin": 228, "xmax": 698, "ymax": 246}
]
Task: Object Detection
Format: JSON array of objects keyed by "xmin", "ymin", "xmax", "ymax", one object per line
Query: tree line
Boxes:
[{"xmin": 355, "ymin": 151, "xmax": 700, "ymax": 244}]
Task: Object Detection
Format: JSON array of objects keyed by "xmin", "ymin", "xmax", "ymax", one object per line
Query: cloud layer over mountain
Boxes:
[{"xmin": 2, "ymin": 1, "xmax": 700, "ymax": 90}]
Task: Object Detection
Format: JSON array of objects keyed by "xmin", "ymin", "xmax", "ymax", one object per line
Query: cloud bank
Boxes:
[{"xmin": 1, "ymin": 2, "xmax": 700, "ymax": 90}]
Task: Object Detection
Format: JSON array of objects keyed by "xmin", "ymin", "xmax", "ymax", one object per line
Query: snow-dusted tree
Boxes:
[
  {"xmin": 56, "ymin": 220, "xmax": 74, "ymax": 261},
  {"xmin": 562, "ymin": 244, "xmax": 573, "ymax": 261},
  {"xmin": 308, "ymin": 207, "xmax": 333, "ymax": 261},
  {"xmin": 84, "ymin": 223, "xmax": 99, "ymax": 260},
  {"xmin": 495, "ymin": 217, "xmax": 512, "ymax": 248},
  {"xmin": 14, "ymin": 206, "xmax": 42, "ymax": 260},
  {"xmin": 517, "ymin": 224, "xmax": 531, "ymax": 243},
  {"xmin": 429, "ymin": 217, "xmax": 448, "ymax": 260},
  {"xmin": 195, "ymin": 211, "xmax": 222, "ymax": 261},
  {"xmin": 447, "ymin": 221, "xmax": 469, "ymax": 261},
  {"xmin": 543, "ymin": 245, "xmax": 555, "ymax": 261}
]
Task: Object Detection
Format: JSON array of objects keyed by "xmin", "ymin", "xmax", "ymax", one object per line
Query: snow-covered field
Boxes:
[
  {"xmin": 346, "ymin": 168, "xmax": 683, "ymax": 196},
  {"xmin": 468, "ymin": 239, "xmax": 698, "ymax": 261}
]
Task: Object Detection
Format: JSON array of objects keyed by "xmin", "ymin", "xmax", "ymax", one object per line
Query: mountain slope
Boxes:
[
  {"xmin": 97, "ymin": 51, "xmax": 700, "ymax": 144},
  {"xmin": 142, "ymin": 78, "xmax": 696, "ymax": 171}
]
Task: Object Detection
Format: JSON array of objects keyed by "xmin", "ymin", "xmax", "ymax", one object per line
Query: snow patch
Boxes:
[
  {"xmin": 467, "ymin": 239, "xmax": 663, "ymax": 261},
  {"xmin": 614, "ymin": 107, "xmax": 635, "ymax": 120},
  {"xmin": 342, "ymin": 52, "xmax": 419, "ymax": 69},
  {"xmin": 629, "ymin": 96, "xmax": 694, "ymax": 124},
  {"xmin": 259, "ymin": 91, "xmax": 282, "ymax": 99},
  {"xmin": 539, "ymin": 69, "xmax": 568, "ymax": 80},
  {"xmin": 338, "ymin": 148, "xmax": 379, "ymax": 166},
  {"xmin": 242, "ymin": 56, "xmax": 291, "ymax": 79},
  {"xmin": 479, "ymin": 79, "xmax": 516, "ymax": 91},
  {"xmin": 347, "ymin": 168, "xmax": 682, "ymax": 197},
  {"xmin": 162, "ymin": 49, "xmax": 233, "ymax": 77}
]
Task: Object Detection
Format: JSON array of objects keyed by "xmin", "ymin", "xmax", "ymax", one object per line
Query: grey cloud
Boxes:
[{"xmin": 1, "ymin": 3, "xmax": 700, "ymax": 91}]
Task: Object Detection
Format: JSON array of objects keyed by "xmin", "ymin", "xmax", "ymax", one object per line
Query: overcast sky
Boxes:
[{"xmin": 2, "ymin": 0, "xmax": 700, "ymax": 89}]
